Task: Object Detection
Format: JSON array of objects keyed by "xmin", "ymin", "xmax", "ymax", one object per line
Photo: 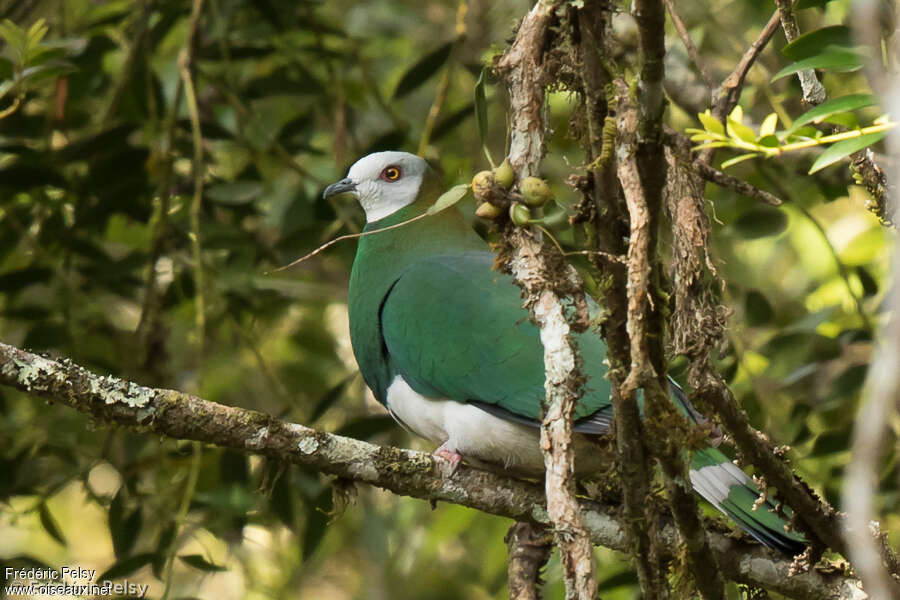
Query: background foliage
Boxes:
[{"xmin": 0, "ymin": 0, "xmax": 895, "ymax": 598}]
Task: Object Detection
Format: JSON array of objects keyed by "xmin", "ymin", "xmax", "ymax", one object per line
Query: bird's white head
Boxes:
[{"xmin": 322, "ymin": 151, "xmax": 429, "ymax": 223}]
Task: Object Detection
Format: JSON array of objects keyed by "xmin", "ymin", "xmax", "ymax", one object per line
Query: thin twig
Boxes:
[
  {"xmin": 418, "ymin": 0, "xmax": 467, "ymax": 155},
  {"xmin": 268, "ymin": 211, "xmax": 430, "ymax": 273},
  {"xmin": 711, "ymin": 10, "xmax": 782, "ymax": 122},
  {"xmin": 178, "ymin": 0, "xmax": 208, "ymax": 362},
  {"xmin": 160, "ymin": 442, "xmax": 202, "ymax": 600},
  {"xmin": 693, "ymin": 160, "xmax": 783, "ymax": 205},
  {"xmin": 663, "ymin": 0, "xmax": 713, "ymax": 90}
]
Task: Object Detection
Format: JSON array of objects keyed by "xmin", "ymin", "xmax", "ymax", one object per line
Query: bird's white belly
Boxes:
[
  {"xmin": 385, "ymin": 376, "xmax": 610, "ymax": 475},
  {"xmin": 386, "ymin": 376, "xmax": 545, "ymax": 471}
]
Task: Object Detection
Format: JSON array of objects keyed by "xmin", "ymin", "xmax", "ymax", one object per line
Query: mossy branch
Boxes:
[{"xmin": 0, "ymin": 342, "xmax": 868, "ymax": 600}]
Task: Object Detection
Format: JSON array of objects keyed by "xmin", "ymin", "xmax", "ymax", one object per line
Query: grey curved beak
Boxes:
[{"xmin": 322, "ymin": 177, "xmax": 357, "ymax": 199}]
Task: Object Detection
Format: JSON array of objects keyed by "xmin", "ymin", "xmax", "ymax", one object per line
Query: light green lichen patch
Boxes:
[
  {"xmin": 2, "ymin": 355, "xmax": 58, "ymax": 391},
  {"xmin": 298, "ymin": 437, "xmax": 319, "ymax": 454},
  {"xmin": 89, "ymin": 375, "xmax": 155, "ymax": 408}
]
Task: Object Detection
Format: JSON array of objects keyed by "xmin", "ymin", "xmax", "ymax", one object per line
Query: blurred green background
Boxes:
[{"xmin": 0, "ymin": 0, "xmax": 895, "ymax": 598}]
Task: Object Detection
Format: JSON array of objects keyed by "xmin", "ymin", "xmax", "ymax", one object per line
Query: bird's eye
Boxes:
[{"xmin": 380, "ymin": 166, "xmax": 402, "ymax": 182}]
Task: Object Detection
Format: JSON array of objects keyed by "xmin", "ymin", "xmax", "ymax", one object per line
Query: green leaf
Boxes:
[
  {"xmin": 20, "ymin": 60, "xmax": 77, "ymax": 83},
  {"xmin": 431, "ymin": 103, "xmax": 474, "ymax": 141},
  {"xmin": 790, "ymin": 94, "xmax": 879, "ymax": 131},
  {"xmin": 334, "ymin": 415, "xmax": 395, "ymax": 440},
  {"xmin": 781, "ymin": 26, "xmax": 854, "ymax": 61},
  {"xmin": 179, "ymin": 554, "xmax": 227, "ymax": 572},
  {"xmin": 109, "ymin": 487, "xmax": 142, "ymax": 558},
  {"xmin": 474, "ymin": 68, "xmax": 492, "ymax": 166},
  {"xmin": 855, "ymin": 266, "xmax": 878, "ymax": 297},
  {"xmin": 823, "ymin": 112, "xmax": 859, "ymax": 129},
  {"xmin": 726, "ymin": 118, "xmax": 756, "ymax": 143},
  {"xmin": 795, "ymin": 0, "xmax": 837, "ymax": 8},
  {"xmin": 206, "ymin": 181, "xmax": 264, "ymax": 205},
  {"xmin": 759, "ymin": 113, "xmax": 778, "ymax": 138},
  {"xmin": 720, "ymin": 153, "xmax": 760, "ymax": 169},
  {"xmin": 698, "ymin": 110, "xmax": 724, "ymax": 135},
  {"xmin": 302, "ymin": 488, "xmax": 331, "ymax": 561},
  {"xmin": 772, "ymin": 47, "xmax": 867, "ymax": 82},
  {"xmin": 392, "ymin": 41, "xmax": 452, "ymax": 99},
  {"xmin": 745, "ymin": 290, "xmax": 774, "ymax": 326},
  {"xmin": 809, "ymin": 131, "xmax": 887, "ymax": 174},
  {"xmin": 810, "ymin": 430, "xmax": 850, "ymax": 456},
  {"xmin": 426, "ymin": 183, "xmax": 470, "ymax": 215},
  {"xmin": 152, "ymin": 523, "xmax": 176, "ymax": 579},
  {"xmin": 732, "ymin": 207, "xmax": 788, "ymax": 238},
  {"xmin": 38, "ymin": 502, "xmax": 66, "ymax": 545},
  {"xmin": 310, "ymin": 373, "xmax": 356, "ymax": 423},
  {"xmin": 98, "ymin": 553, "xmax": 157, "ymax": 582}
]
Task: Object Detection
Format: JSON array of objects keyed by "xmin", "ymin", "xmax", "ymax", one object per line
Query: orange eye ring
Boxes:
[{"xmin": 380, "ymin": 166, "xmax": 402, "ymax": 181}]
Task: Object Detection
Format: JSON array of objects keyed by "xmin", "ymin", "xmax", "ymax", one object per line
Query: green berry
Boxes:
[
  {"xmin": 493, "ymin": 159, "xmax": 515, "ymax": 189},
  {"xmin": 520, "ymin": 176, "xmax": 553, "ymax": 207},
  {"xmin": 475, "ymin": 202, "xmax": 502, "ymax": 219},
  {"xmin": 509, "ymin": 202, "xmax": 531, "ymax": 226},
  {"xmin": 472, "ymin": 170, "xmax": 495, "ymax": 202}
]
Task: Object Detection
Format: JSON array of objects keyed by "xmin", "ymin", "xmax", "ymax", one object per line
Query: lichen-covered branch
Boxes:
[
  {"xmin": 0, "ymin": 342, "xmax": 869, "ymax": 599},
  {"xmin": 495, "ymin": 3, "xmax": 597, "ymax": 598}
]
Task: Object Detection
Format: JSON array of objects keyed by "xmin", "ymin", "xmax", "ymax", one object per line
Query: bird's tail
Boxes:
[
  {"xmin": 669, "ymin": 380, "xmax": 806, "ymax": 555},
  {"xmin": 689, "ymin": 446, "xmax": 806, "ymax": 554}
]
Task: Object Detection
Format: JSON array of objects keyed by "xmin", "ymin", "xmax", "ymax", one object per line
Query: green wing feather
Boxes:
[{"xmin": 379, "ymin": 250, "xmax": 612, "ymax": 421}]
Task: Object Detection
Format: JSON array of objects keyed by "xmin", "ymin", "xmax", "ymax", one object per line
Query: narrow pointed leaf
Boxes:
[
  {"xmin": 698, "ymin": 110, "xmax": 724, "ymax": 135},
  {"xmin": 732, "ymin": 207, "xmax": 788, "ymax": 238},
  {"xmin": 179, "ymin": 554, "xmax": 228, "ymax": 572},
  {"xmin": 727, "ymin": 118, "xmax": 756, "ymax": 143},
  {"xmin": 809, "ymin": 131, "xmax": 886, "ymax": 173},
  {"xmin": 392, "ymin": 42, "xmax": 452, "ymax": 99},
  {"xmin": 759, "ymin": 113, "xmax": 778, "ymax": 138},
  {"xmin": 790, "ymin": 94, "xmax": 878, "ymax": 132},
  {"xmin": 98, "ymin": 553, "xmax": 157, "ymax": 582},
  {"xmin": 474, "ymin": 68, "xmax": 493, "ymax": 166},
  {"xmin": 772, "ymin": 48, "xmax": 867, "ymax": 82},
  {"xmin": 781, "ymin": 26, "xmax": 854, "ymax": 60},
  {"xmin": 38, "ymin": 502, "xmax": 66, "ymax": 545},
  {"xmin": 824, "ymin": 112, "xmax": 859, "ymax": 130},
  {"xmin": 426, "ymin": 183, "xmax": 470, "ymax": 215},
  {"xmin": 720, "ymin": 153, "xmax": 760, "ymax": 169}
]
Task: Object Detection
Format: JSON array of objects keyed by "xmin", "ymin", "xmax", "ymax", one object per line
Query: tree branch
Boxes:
[
  {"xmin": 0, "ymin": 342, "xmax": 869, "ymax": 599},
  {"xmin": 495, "ymin": 3, "xmax": 597, "ymax": 598},
  {"xmin": 506, "ymin": 522, "xmax": 552, "ymax": 600},
  {"xmin": 710, "ymin": 10, "xmax": 781, "ymax": 122},
  {"xmin": 663, "ymin": 0, "xmax": 714, "ymax": 90},
  {"xmin": 774, "ymin": 0, "xmax": 827, "ymax": 105}
]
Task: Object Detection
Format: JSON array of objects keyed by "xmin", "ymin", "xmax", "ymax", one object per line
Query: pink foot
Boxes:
[{"xmin": 433, "ymin": 442, "xmax": 463, "ymax": 477}]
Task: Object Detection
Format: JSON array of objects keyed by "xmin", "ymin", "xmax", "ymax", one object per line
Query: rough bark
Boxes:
[
  {"xmin": 494, "ymin": 3, "xmax": 597, "ymax": 598},
  {"xmin": 0, "ymin": 342, "xmax": 870, "ymax": 599},
  {"xmin": 506, "ymin": 522, "xmax": 552, "ymax": 600}
]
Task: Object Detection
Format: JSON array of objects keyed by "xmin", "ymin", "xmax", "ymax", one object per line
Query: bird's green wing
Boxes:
[{"xmin": 379, "ymin": 250, "xmax": 612, "ymax": 422}]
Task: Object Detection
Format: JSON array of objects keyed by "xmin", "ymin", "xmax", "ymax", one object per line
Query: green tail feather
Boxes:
[{"xmin": 690, "ymin": 446, "xmax": 806, "ymax": 555}]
